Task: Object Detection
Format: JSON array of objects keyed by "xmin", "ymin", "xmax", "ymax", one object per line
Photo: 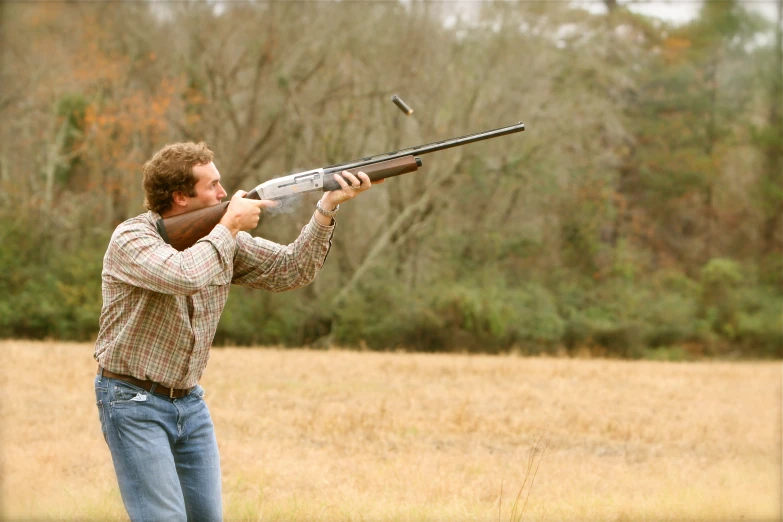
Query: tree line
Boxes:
[{"xmin": 0, "ymin": 0, "xmax": 780, "ymax": 358}]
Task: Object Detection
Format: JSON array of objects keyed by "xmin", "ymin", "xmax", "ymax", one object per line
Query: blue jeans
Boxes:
[{"xmin": 94, "ymin": 373, "xmax": 223, "ymax": 522}]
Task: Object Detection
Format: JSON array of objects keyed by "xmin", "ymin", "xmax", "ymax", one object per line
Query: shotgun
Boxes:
[{"xmin": 157, "ymin": 122, "xmax": 525, "ymax": 251}]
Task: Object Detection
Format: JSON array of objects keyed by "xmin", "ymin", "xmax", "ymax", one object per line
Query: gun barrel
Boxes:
[{"xmin": 324, "ymin": 122, "xmax": 524, "ymax": 174}]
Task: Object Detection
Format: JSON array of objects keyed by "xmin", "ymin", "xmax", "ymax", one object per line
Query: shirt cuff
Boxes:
[
  {"xmin": 199, "ymin": 223, "xmax": 237, "ymax": 263},
  {"xmin": 306, "ymin": 213, "xmax": 335, "ymax": 241}
]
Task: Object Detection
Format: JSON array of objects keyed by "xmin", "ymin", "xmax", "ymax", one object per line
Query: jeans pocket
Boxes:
[
  {"xmin": 96, "ymin": 400, "xmax": 109, "ymax": 444},
  {"xmin": 111, "ymin": 380, "xmax": 149, "ymax": 407}
]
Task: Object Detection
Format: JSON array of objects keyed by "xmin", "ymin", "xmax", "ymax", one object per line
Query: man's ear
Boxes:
[{"xmin": 171, "ymin": 191, "xmax": 189, "ymax": 208}]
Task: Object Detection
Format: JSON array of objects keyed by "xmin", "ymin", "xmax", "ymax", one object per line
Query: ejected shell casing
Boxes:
[{"xmin": 391, "ymin": 95, "xmax": 413, "ymax": 116}]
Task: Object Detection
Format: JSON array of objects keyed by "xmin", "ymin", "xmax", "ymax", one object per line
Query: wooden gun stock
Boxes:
[
  {"xmin": 156, "ymin": 200, "xmax": 234, "ymax": 252},
  {"xmin": 156, "ymin": 155, "xmax": 422, "ymax": 252}
]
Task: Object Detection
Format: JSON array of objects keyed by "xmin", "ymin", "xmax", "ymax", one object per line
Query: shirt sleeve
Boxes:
[
  {"xmin": 231, "ymin": 214, "xmax": 334, "ymax": 292},
  {"xmin": 106, "ymin": 222, "xmax": 237, "ymax": 296}
]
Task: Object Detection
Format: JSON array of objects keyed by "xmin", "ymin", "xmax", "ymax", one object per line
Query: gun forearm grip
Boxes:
[{"xmin": 322, "ymin": 155, "xmax": 422, "ymax": 192}]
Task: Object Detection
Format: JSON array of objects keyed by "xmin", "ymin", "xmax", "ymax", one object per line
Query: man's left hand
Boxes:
[{"xmin": 320, "ymin": 170, "xmax": 384, "ymax": 210}]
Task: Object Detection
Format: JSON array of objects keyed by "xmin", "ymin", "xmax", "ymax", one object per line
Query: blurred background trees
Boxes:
[{"xmin": 0, "ymin": 0, "xmax": 780, "ymax": 358}]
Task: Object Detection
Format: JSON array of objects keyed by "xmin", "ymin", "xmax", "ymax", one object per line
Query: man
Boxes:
[{"xmin": 94, "ymin": 141, "xmax": 376, "ymax": 521}]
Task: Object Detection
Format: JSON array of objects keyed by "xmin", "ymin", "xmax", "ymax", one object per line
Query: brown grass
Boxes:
[{"xmin": 1, "ymin": 340, "xmax": 780, "ymax": 521}]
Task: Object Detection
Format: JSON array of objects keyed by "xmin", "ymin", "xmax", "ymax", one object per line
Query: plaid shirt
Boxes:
[{"xmin": 94, "ymin": 210, "xmax": 334, "ymax": 388}]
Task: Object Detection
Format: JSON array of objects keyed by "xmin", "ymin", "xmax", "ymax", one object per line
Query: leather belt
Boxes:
[{"xmin": 98, "ymin": 367, "xmax": 193, "ymax": 399}]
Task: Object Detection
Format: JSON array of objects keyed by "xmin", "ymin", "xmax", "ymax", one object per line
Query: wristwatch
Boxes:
[{"xmin": 316, "ymin": 200, "xmax": 339, "ymax": 218}]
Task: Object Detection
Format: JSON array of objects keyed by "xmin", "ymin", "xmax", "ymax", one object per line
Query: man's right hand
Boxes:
[{"xmin": 219, "ymin": 191, "xmax": 277, "ymax": 236}]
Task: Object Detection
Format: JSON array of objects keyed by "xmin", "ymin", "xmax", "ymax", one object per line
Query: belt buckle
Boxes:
[{"xmin": 169, "ymin": 387, "xmax": 176, "ymax": 399}]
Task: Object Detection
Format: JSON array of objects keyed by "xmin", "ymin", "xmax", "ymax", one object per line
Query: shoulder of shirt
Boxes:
[{"xmin": 110, "ymin": 211, "xmax": 161, "ymax": 243}]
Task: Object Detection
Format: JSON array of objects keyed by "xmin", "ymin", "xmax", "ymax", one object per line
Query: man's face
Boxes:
[{"xmin": 185, "ymin": 162, "xmax": 227, "ymax": 211}]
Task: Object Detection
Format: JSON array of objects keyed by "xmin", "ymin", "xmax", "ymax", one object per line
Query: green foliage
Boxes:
[
  {"xmin": 643, "ymin": 345, "xmax": 691, "ymax": 362},
  {"xmin": 0, "ymin": 218, "xmax": 105, "ymax": 340},
  {"xmin": 55, "ymin": 93, "xmax": 88, "ymax": 184},
  {"xmin": 215, "ymin": 287, "xmax": 309, "ymax": 347},
  {"xmin": 562, "ymin": 309, "xmax": 646, "ymax": 359},
  {"xmin": 734, "ymin": 286, "xmax": 783, "ymax": 357},
  {"xmin": 1, "ymin": 210, "xmax": 778, "ymax": 358},
  {"xmin": 700, "ymin": 257, "xmax": 743, "ymax": 289},
  {"xmin": 699, "ymin": 258, "xmax": 744, "ymax": 344},
  {"xmin": 331, "ymin": 287, "xmax": 445, "ymax": 352},
  {"xmin": 429, "ymin": 281, "xmax": 565, "ymax": 353},
  {"xmin": 56, "ymin": 93, "xmax": 88, "ymax": 132},
  {"xmin": 324, "ymin": 270, "xmax": 565, "ymax": 354}
]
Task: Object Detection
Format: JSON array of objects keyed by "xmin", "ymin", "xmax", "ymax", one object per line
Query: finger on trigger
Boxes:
[{"xmin": 259, "ymin": 200, "xmax": 280, "ymax": 209}]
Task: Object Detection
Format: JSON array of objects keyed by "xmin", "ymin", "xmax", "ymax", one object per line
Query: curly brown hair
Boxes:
[{"xmin": 142, "ymin": 142, "xmax": 215, "ymax": 214}]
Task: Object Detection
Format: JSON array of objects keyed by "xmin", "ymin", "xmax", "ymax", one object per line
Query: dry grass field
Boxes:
[{"xmin": 1, "ymin": 340, "xmax": 780, "ymax": 521}]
